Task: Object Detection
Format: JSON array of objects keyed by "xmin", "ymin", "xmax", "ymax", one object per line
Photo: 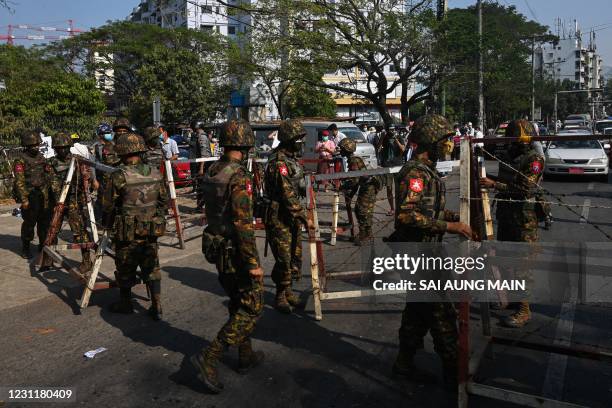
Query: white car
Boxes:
[{"xmin": 545, "ymin": 130, "xmax": 609, "ymax": 181}]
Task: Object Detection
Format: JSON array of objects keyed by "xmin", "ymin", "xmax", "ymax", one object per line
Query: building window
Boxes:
[
  {"xmin": 228, "ymin": 26, "xmax": 236, "ymax": 35},
  {"xmin": 201, "ymin": 5, "xmax": 212, "ymax": 14},
  {"xmin": 389, "ymin": 64, "xmax": 398, "ymax": 73},
  {"xmin": 200, "ymin": 24, "xmax": 213, "ymax": 31}
]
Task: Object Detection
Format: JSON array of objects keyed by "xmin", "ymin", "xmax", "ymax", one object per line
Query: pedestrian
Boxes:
[
  {"xmin": 264, "ymin": 119, "xmax": 311, "ymax": 313},
  {"xmin": 159, "ymin": 126, "xmax": 179, "ymax": 161},
  {"xmin": 378, "ymin": 128, "xmax": 407, "ymax": 216},
  {"xmin": 102, "ymin": 133, "xmax": 168, "ymax": 321},
  {"xmin": 480, "ymin": 119, "xmax": 544, "ymax": 328},
  {"xmin": 466, "ymin": 121, "xmax": 475, "ymax": 137},
  {"xmin": 338, "ymin": 138, "xmax": 381, "ymax": 245},
  {"xmin": 367, "ymin": 127, "xmax": 378, "ymax": 145},
  {"xmin": 315, "ymin": 130, "xmax": 336, "ymax": 192},
  {"xmin": 195, "ymin": 120, "xmax": 264, "ymax": 394},
  {"xmin": 389, "ymin": 114, "xmax": 473, "ymax": 390},
  {"xmin": 190, "ymin": 122, "xmax": 212, "ymax": 209},
  {"xmin": 48, "ymin": 132, "xmax": 92, "ymax": 273},
  {"xmin": 13, "ymin": 131, "xmax": 53, "ymax": 259},
  {"xmin": 328, "ymin": 123, "xmax": 346, "ymax": 146}
]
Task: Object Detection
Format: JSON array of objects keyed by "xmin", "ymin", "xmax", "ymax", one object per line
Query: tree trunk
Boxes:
[
  {"xmin": 373, "ymin": 96, "xmax": 393, "ymax": 129},
  {"xmin": 400, "ymin": 79, "xmax": 409, "ymax": 124}
]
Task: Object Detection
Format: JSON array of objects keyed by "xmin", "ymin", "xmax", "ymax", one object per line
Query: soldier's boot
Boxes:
[
  {"xmin": 79, "ymin": 250, "xmax": 93, "ymax": 275},
  {"xmin": 237, "ymin": 339, "xmax": 265, "ymax": 374},
  {"xmin": 109, "ymin": 287, "xmax": 134, "ymax": 314},
  {"xmin": 21, "ymin": 240, "xmax": 32, "ymax": 259},
  {"xmin": 274, "ymin": 286, "xmax": 293, "ymax": 314},
  {"xmin": 392, "ymin": 349, "xmax": 437, "ymax": 383},
  {"xmin": 442, "ymin": 360, "xmax": 459, "ymax": 393},
  {"xmin": 503, "ymin": 301, "xmax": 531, "ymax": 328},
  {"xmin": 191, "ymin": 338, "xmax": 225, "ymax": 394},
  {"xmin": 284, "ymin": 287, "xmax": 300, "ymax": 307},
  {"xmin": 147, "ymin": 280, "xmax": 163, "ymax": 321}
]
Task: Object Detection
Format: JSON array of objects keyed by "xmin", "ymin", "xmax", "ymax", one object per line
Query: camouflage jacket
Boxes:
[
  {"xmin": 13, "ymin": 151, "xmax": 52, "ymax": 206},
  {"xmin": 264, "ymin": 148, "xmax": 307, "ymax": 225},
  {"xmin": 203, "ymin": 156, "xmax": 260, "ymax": 270},
  {"xmin": 48, "ymin": 154, "xmax": 84, "ymax": 204},
  {"xmin": 343, "ymin": 155, "xmax": 380, "ymax": 197},
  {"xmin": 394, "ymin": 157, "xmax": 458, "ymax": 242},
  {"xmin": 93, "ymin": 141, "xmax": 121, "ymax": 167}
]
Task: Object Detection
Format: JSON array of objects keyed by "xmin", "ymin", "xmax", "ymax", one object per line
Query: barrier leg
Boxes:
[
  {"xmin": 165, "ymin": 160, "xmax": 185, "ymax": 249},
  {"xmin": 330, "ymin": 191, "xmax": 339, "ymax": 245},
  {"xmin": 79, "ymin": 232, "xmax": 109, "ymax": 308},
  {"xmin": 306, "ymin": 176, "xmax": 322, "ymax": 320}
]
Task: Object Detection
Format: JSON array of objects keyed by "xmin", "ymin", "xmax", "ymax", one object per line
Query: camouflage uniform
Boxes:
[
  {"xmin": 264, "ymin": 119, "xmax": 308, "ymax": 313},
  {"xmin": 339, "ymin": 138, "xmax": 381, "ymax": 245},
  {"xmin": 143, "ymin": 126, "xmax": 164, "ymax": 169},
  {"xmin": 49, "ymin": 133, "xmax": 92, "ymax": 272},
  {"xmin": 93, "ymin": 138, "xmax": 121, "ymax": 221},
  {"xmin": 13, "ymin": 132, "xmax": 53, "ymax": 258},
  {"xmin": 103, "ymin": 133, "xmax": 168, "ymax": 320},
  {"xmin": 194, "ymin": 120, "xmax": 264, "ymax": 394},
  {"xmin": 490, "ymin": 119, "xmax": 544, "ymax": 327},
  {"xmin": 391, "ymin": 115, "xmax": 459, "ymax": 386}
]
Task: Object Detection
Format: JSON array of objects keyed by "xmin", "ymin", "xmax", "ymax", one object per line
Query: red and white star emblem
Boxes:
[
  {"xmin": 409, "ymin": 178, "xmax": 424, "ymax": 193},
  {"xmin": 279, "ymin": 163, "xmax": 289, "ymax": 176},
  {"xmin": 246, "ymin": 180, "xmax": 253, "ymax": 195},
  {"xmin": 14, "ymin": 163, "xmax": 24, "ymax": 173},
  {"xmin": 531, "ymin": 161, "xmax": 542, "ymax": 174}
]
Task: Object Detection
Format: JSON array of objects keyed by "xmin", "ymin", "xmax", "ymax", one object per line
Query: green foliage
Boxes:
[
  {"xmin": 0, "ymin": 45, "xmax": 105, "ymax": 143},
  {"xmin": 50, "ymin": 21, "xmax": 230, "ymax": 129},
  {"xmin": 284, "ymin": 83, "xmax": 337, "ymax": 118},
  {"xmin": 437, "ymin": 3, "xmax": 550, "ymax": 127}
]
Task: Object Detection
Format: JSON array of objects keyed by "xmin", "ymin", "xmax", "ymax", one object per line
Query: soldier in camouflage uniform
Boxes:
[
  {"xmin": 13, "ymin": 131, "xmax": 53, "ymax": 258},
  {"xmin": 480, "ymin": 119, "xmax": 544, "ymax": 328},
  {"xmin": 49, "ymin": 132, "xmax": 92, "ymax": 273},
  {"xmin": 391, "ymin": 115, "xmax": 472, "ymax": 389},
  {"xmin": 264, "ymin": 119, "xmax": 310, "ymax": 314},
  {"xmin": 143, "ymin": 126, "xmax": 164, "ymax": 169},
  {"xmin": 102, "ymin": 133, "xmax": 168, "ymax": 321},
  {"xmin": 193, "ymin": 120, "xmax": 264, "ymax": 394},
  {"xmin": 93, "ymin": 123, "xmax": 121, "ymax": 222},
  {"xmin": 338, "ymin": 138, "xmax": 381, "ymax": 246}
]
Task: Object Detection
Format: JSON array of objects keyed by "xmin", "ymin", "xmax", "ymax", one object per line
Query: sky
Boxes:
[{"xmin": 0, "ymin": 0, "xmax": 610, "ymax": 66}]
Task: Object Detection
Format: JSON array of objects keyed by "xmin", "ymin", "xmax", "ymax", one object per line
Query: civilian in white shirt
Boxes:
[{"xmin": 160, "ymin": 128, "xmax": 179, "ymax": 161}]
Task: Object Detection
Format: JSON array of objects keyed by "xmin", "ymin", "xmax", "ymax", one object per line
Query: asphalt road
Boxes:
[{"xmin": 0, "ymin": 162, "xmax": 611, "ymax": 408}]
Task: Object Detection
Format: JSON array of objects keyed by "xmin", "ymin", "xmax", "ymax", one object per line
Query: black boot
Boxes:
[
  {"xmin": 284, "ymin": 287, "xmax": 301, "ymax": 308},
  {"xmin": 147, "ymin": 280, "xmax": 163, "ymax": 321},
  {"xmin": 237, "ymin": 339, "xmax": 265, "ymax": 374},
  {"xmin": 392, "ymin": 349, "xmax": 437, "ymax": 383},
  {"xmin": 109, "ymin": 287, "xmax": 134, "ymax": 314},
  {"xmin": 191, "ymin": 338, "xmax": 225, "ymax": 394},
  {"xmin": 79, "ymin": 249, "xmax": 93, "ymax": 275},
  {"xmin": 274, "ymin": 286, "xmax": 293, "ymax": 314},
  {"xmin": 21, "ymin": 240, "xmax": 32, "ymax": 259}
]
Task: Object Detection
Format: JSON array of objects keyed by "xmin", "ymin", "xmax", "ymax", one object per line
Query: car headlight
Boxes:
[
  {"xmin": 546, "ymin": 157, "xmax": 563, "ymax": 165},
  {"xmin": 590, "ymin": 157, "xmax": 608, "ymax": 165}
]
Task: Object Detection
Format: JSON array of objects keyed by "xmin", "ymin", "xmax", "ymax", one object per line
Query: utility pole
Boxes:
[
  {"xmin": 438, "ymin": 0, "xmax": 448, "ymax": 116},
  {"xmin": 477, "ymin": 0, "xmax": 484, "ymax": 131},
  {"xmin": 531, "ymin": 36, "xmax": 536, "ymax": 121}
]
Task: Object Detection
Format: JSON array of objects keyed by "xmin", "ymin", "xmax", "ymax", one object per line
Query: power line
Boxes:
[{"xmin": 523, "ymin": 0, "xmax": 539, "ymax": 23}]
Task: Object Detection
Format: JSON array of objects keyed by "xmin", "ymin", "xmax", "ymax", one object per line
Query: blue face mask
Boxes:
[
  {"xmin": 159, "ymin": 134, "xmax": 164, "ymax": 142},
  {"xmin": 103, "ymin": 133, "xmax": 113, "ymax": 142}
]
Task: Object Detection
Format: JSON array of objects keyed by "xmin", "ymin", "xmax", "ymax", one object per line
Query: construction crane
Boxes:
[{"xmin": 0, "ymin": 20, "xmax": 83, "ymax": 45}]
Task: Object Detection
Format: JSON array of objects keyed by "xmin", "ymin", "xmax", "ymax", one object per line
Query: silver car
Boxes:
[{"xmin": 544, "ymin": 130, "xmax": 610, "ymax": 181}]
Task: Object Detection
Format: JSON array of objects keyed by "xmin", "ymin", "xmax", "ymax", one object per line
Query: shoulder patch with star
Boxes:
[
  {"xmin": 278, "ymin": 163, "xmax": 289, "ymax": 176},
  {"xmin": 409, "ymin": 178, "xmax": 424, "ymax": 193}
]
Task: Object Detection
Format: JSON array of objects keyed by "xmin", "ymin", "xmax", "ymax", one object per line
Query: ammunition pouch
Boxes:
[
  {"xmin": 254, "ymin": 196, "xmax": 269, "ymax": 220},
  {"xmin": 150, "ymin": 215, "xmax": 167, "ymax": 237},
  {"xmin": 114, "ymin": 215, "xmax": 135, "ymax": 241},
  {"xmin": 114, "ymin": 214, "xmax": 165, "ymax": 241},
  {"xmin": 202, "ymin": 228, "xmax": 232, "ymax": 268}
]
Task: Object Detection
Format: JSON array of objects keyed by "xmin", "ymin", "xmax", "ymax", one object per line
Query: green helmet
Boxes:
[
  {"xmin": 21, "ymin": 131, "xmax": 42, "ymax": 147},
  {"xmin": 278, "ymin": 119, "xmax": 307, "ymax": 143},
  {"xmin": 52, "ymin": 132, "xmax": 73, "ymax": 148},
  {"xmin": 505, "ymin": 119, "xmax": 535, "ymax": 142},
  {"xmin": 409, "ymin": 114, "xmax": 454, "ymax": 146},
  {"xmin": 143, "ymin": 126, "xmax": 162, "ymax": 145},
  {"xmin": 338, "ymin": 138, "xmax": 356, "ymax": 154},
  {"xmin": 219, "ymin": 120, "xmax": 254, "ymax": 148},
  {"xmin": 115, "ymin": 132, "xmax": 147, "ymax": 156},
  {"xmin": 113, "ymin": 117, "xmax": 132, "ymax": 132}
]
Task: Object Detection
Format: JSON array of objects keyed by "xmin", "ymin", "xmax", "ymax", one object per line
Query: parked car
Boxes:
[
  {"xmin": 544, "ymin": 130, "xmax": 609, "ymax": 181},
  {"xmin": 563, "ymin": 119, "xmax": 589, "ymax": 129},
  {"xmin": 158, "ymin": 136, "xmax": 192, "ymax": 187},
  {"xmin": 595, "ymin": 120, "xmax": 612, "ymax": 135}
]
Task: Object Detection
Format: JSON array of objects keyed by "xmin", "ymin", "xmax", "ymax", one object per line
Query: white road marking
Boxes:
[
  {"xmin": 587, "ymin": 182, "xmax": 595, "ymax": 191},
  {"xmin": 542, "ymin": 287, "xmax": 578, "ymax": 399},
  {"xmin": 580, "ymin": 199, "xmax": 590, "ymax": 223}
]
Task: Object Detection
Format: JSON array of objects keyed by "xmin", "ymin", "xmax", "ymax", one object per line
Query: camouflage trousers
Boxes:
[
  {"xmin": 62, "ymin": 198, "xmax": 89, "ymax": 244},
  {"xmin": 267, "ymin": 220, "xmax": 302, "ymax": 287},
  {"xmin": 114, "ymin": 238, "xmax": 161, "ymax": 288},
  {"xmin": 355, "ymin": 185, "xmax": 377, "ymax": 237},
  {"xmin": 216, "ymin": 272, "xmax": 264, "ymax": 347},
  {"xmin": 21, "ymin": 189, "xmax": 51, "ymax": 243},
  {"xmin": 399, "ymin": 302, "xmax": 458, "ymax": 363}
]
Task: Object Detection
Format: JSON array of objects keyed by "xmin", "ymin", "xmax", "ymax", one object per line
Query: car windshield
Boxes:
[
  {"xmin": 595, "ymin": 122, "xmax": 612, "ymax": 133},
  {"xmin": 340, "ymin": 128, "xmax": 366, "ymax": 143},
  {"xmin": 549, "ymin": 140, "xmax": 600, "ymax": 149}
]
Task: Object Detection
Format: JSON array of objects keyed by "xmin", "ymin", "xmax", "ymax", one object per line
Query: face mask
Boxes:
[
  {"xmin": 322, "ymin": 136, "xmax": 329, "ymax": 142},
  {"xmin": 103, "ymin": 133, "xmax": 113, "ymax": 142},
  {"xmin": 159, "ymin": 134, "xmax": 164, "ymax": 142}
]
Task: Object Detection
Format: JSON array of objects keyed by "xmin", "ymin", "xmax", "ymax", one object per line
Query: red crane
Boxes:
[{"xmin": 0, "ymin": 20, "xmax": 84, "ymax": 45}]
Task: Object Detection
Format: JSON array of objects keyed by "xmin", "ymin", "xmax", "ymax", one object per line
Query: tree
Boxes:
[
  {"xmin": 284, "ymin": 82, "xmax": 337, "ymax": 118},
  {"xmin": 49, "ymin": 21, "xmax": 230, "ymax": 129},
  {"xmin": 436, "ymin": 3, "xmax": 550, "ymax": 127}
]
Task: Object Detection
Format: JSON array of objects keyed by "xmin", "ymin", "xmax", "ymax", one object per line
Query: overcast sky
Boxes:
[{"xmin": 0, "ymin": 0, "xmax": 610, "ymax": 66}]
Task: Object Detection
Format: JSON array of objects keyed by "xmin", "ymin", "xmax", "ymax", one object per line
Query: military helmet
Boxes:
[
  {"xmin": 115, "ymin": 132, "xmax": 147, "ymax": 156},
  {"xmin": 278, "ymin": 119, "xmax": 307, "ymax": 143},
  {"xmin": 219, "ymin": 120, "xmax": 254, "ymax": 148},
  {"xmin": 505, "ymin": 119, "xmax": 535, "ymax": 143},
  {"xmin": 112, "ymin": 117, "xmax": 132, "ymax": 132},
  {"xmin": 21, "ymin": 131, "xmax": 42, "ymax": 147},
  {"xmin": 338, "ymin": 138, "xmax": 356, "ymax": 154},
  {"xmin": 52, "ymin": 132, "xmax": 73, "ymax": 148},
  {"xmin": 143, "ymin": 126, "xmax": 162, "ymax": 144},
  {"xmin": 409, "ymin": 114, "xmax": 454, "ymax": 146}
]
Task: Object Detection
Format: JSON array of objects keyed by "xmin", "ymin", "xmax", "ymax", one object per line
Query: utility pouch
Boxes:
[
  {"xmin": 150, "ymin": 215, "xmax": 167, "ymax": 237},
  {"xmin": 202, "ymin": 229, "xmax": 229, "ymax": 266},
  {"xmin": 123, "ymin": 215, "xmax": 135, "ymax": 241}
]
